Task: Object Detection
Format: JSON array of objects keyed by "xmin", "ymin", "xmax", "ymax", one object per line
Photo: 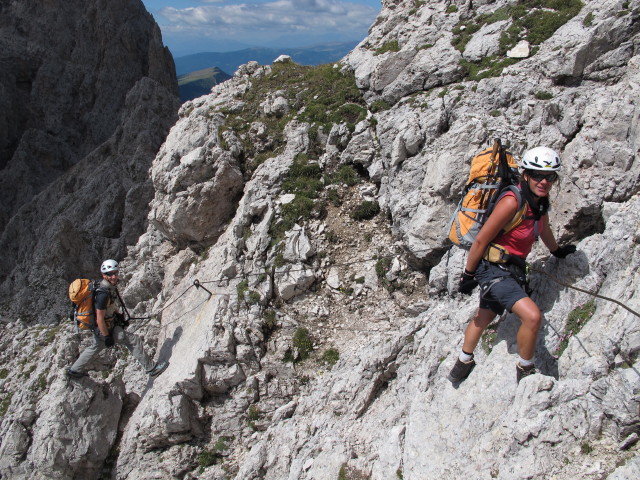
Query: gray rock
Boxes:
[
  {"xmin": 464, "ymin": 20, "xmax": 510, "ymax": 61},
  {"xmin": 507, "ymin": 40, "xmax": 531, "ymax": 58},
  {"xmin": 3, "ymin": 1, "xmax": 640, "ymax": 479},
  {"xmin": 283, "ymin": 226, "xmax": 315, "ymax": 263},
  {"xmin": 275, "ymin": 265, "xmax": 316, "ymax": 301}
]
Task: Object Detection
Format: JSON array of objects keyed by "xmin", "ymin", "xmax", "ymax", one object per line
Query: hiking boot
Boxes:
[
  {"xmin": 447, "ymin": 357, "xmax": 476, "ymax": 384},
  {"xmin": 516, "ymin": 363, "xmax": 536, "ymax": 384},
  {"xmin": 65, "ymin": 367, "xmax": 86, "ymax": 378},
  {"xmin": 147, "ymin": 361, "xmax": 169, "ymax": 378}
]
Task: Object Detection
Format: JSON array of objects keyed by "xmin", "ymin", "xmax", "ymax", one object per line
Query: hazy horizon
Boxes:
[{"xmin": 141, "ymin": 0, "xmax": 381, "ymax": 57}]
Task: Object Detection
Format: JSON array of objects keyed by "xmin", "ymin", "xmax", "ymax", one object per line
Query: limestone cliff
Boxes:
[{"xmin": 1, "ymin": 1, "xmax": 639, "ymax": 479}]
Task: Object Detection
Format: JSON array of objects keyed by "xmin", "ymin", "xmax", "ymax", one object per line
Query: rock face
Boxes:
[
  {"xmin": 0, "ymin": 0, "xmax": 180, "ymax": 323},
  {"xmin": 1, "ymin": 1, "xmax": 640, "ymax": 479}
]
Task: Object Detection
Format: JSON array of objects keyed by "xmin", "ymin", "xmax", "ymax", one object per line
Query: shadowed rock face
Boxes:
[{"xmin": 0, "ymin": 0, "xmax": 180, "ymax": 322}]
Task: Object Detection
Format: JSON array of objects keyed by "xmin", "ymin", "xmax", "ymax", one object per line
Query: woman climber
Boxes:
[{"xmin": 448, "ymin": 146, "xmax": 576, "ymax": 384}]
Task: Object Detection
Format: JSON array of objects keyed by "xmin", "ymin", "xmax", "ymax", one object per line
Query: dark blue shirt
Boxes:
[{"xmin": 94, "ymin": 288, "xmax": 111, "ymax": 310}]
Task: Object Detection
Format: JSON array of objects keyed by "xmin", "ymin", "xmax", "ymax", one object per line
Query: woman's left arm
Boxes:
[
  {"xmin": 539, "ymin": 215, "xmax": 559, "ymax": 252},
  {"xmin": 540, "ymin": 216, "xmax": 577, "ymax": 258}
]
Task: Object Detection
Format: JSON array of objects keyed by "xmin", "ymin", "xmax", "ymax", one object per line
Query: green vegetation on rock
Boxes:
[
  {"xmin": 351, "ymin": 201, "xmax": 380, "ymax": 221},
  {"xmin": 453, "ymin": 0, "xmax": 583, "ymax": 80},
  {"xmin": 284, "ymin": 326, "xmax": 314, "ymax": 364},
  {"xmin": 322, "ymin": 348, "xmax": 340, "ymax": 367},
  {"xmin": 217, "ymin": 61, "xmax": 366, "ymax": 177},
  {"xmin": 556, "ymin": 299, "xmax": 596, "ymax": 357},
  {"xmin": 374, "ymin": 40, "xmax": 400, "ymax": 55}
]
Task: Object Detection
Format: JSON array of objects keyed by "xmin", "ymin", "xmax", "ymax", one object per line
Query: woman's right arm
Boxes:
[{"xmin": 464, "ymin": 195, "xmax": 519, "ymax": 273}]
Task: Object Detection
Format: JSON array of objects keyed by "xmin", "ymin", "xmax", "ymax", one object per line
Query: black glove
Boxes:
[
  {"xmin": 551, "ymin": 244, "xmax": 576, "ymax": 258},
  {"xmin": 104, "ymin": 334, "xmax": 115, "ymax": 348},
  {"xmin": 114, "ymin": 312, "xmax": 129, "ymax": 328},
  {"xmin": 458, "ymin": 269, "xmax": 478, "ymax": 294}
]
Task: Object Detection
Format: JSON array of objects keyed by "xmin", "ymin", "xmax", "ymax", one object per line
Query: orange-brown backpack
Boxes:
[
  {"xmin": 448, "ymin": 139, "xmax": 523, "ymax": 250},
  {"xmin": 68, "ymin": 279, "xmax": 99, "ymax": 331}
]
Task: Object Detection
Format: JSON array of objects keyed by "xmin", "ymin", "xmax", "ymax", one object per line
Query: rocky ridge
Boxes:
[{"xmin": 1, "ymin": 0, "xmax": 640, "ymax": 479}]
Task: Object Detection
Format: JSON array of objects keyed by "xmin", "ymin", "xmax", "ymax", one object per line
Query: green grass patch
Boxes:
[
  {"xmin": 263, "ymin": 309, "xmax": 277, "ymax": 331},
  {"xmin": 269, "ymin": 194, "xmax": 317, "ymax": 245},
  {"xmin": 370, "ymin": 100, "xmax": 391, "ymax": 112},
  {"xmin": 236, "ymin": 280, "xmax": 261, "ymax": 306},
  {"xmin": 198, "ymin": 437, "xmax": 230, "ymax": 468},
  {"xmin": 337, "ymin": 464, "xmax": 369, "ymax": 480},
  {"xmin": 326, "ymin": 165, "xmax": 361, "ymax": 187},
  {"xmin": 535, "ymin": 90, "xmax": 554, "ymax": 100},
  {"xmin": 0, "ymin": 368, "xmax": 8, "ymax": 379},
  {"xmin": 325, "ymin": 230, "xmax": 339, "ymax": 243},
  {"xmin": 375, "ymin": 257, "xmax": 392, "ymax": 279},
  {"xmin": 0, "ymin": 392, "xmax": 13, "ymax": 416},
  {"xmin": 351, "ymin": 201, "xmax": 380, "ymax": 221},
  {"xmin": 282, "ymin": 154, "xmax": 323, "ymax": 198},
  {"xmin": 452, "ymin": 0, "xmax": 584, "ymax": 76},
  {"xmin": 521, "ymin": 2, "xmax": 583, "ymax": 45},
  {"xmin": 322, "ymin": 348, "xmax": 340, "ymax": 367},
  {"xmin": 247, "ymin": 404, "xmax": 262, "ymax": 422},
  {"xmin": 374, "ymin": 40, "xmax": 400, "ymax": 55},
  {"xmin": 215, "ymin": 61, "xmax": 365, "ymax": 177},
  {"xmin": 326, "ymin": 189, "xmax": 342, "ymax": 207},
  {"xmin": 292, "ymin": 327, "xmax": 314, "ymax": 362},
  {"xmin": 40, "ymin": 325, "xmax": 62, "ymax": 346},
  {"xmin": 459, "ymin": 56, "xmax": 520, "ymax": 82},
  {"xmin": 338, "ymin": 464, "xmax": 348, "ymax": 480},
  {"xmin": 556, "ymin": 299, "xmax": 596, "ymax": 357},
  {"xmin": 375, "ymin": 256, "xmax": 403, "ymax": 293},
  {"xmin": 20, "ymin": 364, "xmax": 36, "ymax": 379}
]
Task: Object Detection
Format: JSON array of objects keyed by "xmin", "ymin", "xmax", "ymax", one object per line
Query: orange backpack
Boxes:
[
  {"xmin": 68, "ymin": 279, "xmax": 98, "ymax": 331},
  {"xmin": 448, "ymin": 139, "xmax": 523, "ymax": 250}
]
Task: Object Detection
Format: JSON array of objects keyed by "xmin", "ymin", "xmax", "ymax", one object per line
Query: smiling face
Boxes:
[
  {"xmin": 102, "ymin": 271, "xmax": 119, "ymax": 286},
  {"xmin": 524, "ymin": 170, "xmax": 558, "ymax": 197}
]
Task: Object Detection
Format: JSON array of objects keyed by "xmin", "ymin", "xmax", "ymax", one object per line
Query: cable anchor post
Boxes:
[{"xmin": 193, "ymin": 279, "xmax": 213, "ymax": 299}]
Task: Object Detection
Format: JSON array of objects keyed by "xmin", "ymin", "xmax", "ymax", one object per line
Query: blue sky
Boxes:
[{"xmin": 142, "ymin": 0, "xmax": 382, "ymax": 57}]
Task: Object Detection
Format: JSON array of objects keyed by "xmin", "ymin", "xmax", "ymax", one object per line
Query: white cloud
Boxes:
[{"xmin": 158, "ymin": 0, "xmax": 377, "ymax": 43}]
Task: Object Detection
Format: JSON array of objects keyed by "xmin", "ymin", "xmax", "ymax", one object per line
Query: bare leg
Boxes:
[
  {"xmin": 510, "ymin": 297, "xmax": 542, "ymax": 360},
  {"xmin": 462, "ymin": 308, "xmax": 498, "ymax": 354}
]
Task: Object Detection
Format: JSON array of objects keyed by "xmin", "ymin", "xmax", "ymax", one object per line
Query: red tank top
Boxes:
[{"xmin": 492, "ymin": 192, "xmax": 546, "ymax": 259}]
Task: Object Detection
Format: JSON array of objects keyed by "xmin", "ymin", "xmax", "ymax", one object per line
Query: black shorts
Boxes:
[{"xmin": 475, "ymin": 260, "xmax": 528, "ymax": 315}]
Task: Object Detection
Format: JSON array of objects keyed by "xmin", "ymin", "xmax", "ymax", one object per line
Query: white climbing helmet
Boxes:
[
  {"xmin": 520, "ymin": 146, "xmax": 561, "ymax": 171},
  {"xmin": 100, "ymin": 259, "xmax": 119, "ymax": 274}
]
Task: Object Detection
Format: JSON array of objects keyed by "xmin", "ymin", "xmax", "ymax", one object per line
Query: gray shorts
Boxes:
[{"xmin": 475, "ymin": 260, "xmax": 528, "ymax": 315}]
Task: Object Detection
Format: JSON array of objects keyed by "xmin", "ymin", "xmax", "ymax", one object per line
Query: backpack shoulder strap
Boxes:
[
  {"xmin": 498, "ymin": 186, "xmax": 527, "ymax": 233},
  {"xmin": 93, "ymin": 280, "xmax": 113, "ymax": 309},
  {"xmin": 496, "ymin": 185, "xmax": 523, "ymax": 209}
]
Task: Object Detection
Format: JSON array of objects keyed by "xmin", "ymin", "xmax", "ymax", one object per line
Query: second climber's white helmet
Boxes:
[
  {"xmin": 100, "ymin": 259, "xmax": 119, "ymax": 274},
  {"xmin": 520, "ymin": 146, "xmax": 561, "ymax": 171}
]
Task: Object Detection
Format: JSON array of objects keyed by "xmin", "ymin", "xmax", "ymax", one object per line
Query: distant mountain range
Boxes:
[
  {"xmin": 177, "ymin": 67, "xmax": 232, "ymax": 102},
  {"xmin": 174, "ymin": 41, "xmax": 359, "ymax": 76}
]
